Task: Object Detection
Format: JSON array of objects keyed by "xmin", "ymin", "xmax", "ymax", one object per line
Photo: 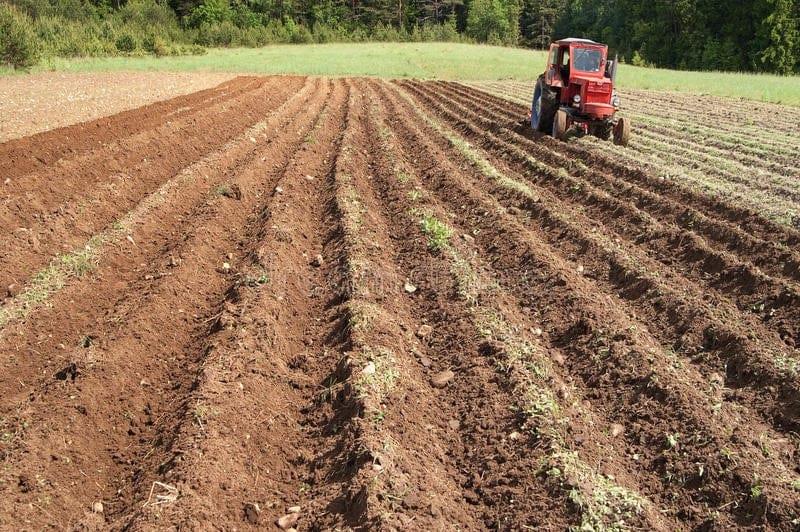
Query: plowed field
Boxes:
[{"xmin": 1, "ymin": 76, "xmax": 799, "ymax": 531}]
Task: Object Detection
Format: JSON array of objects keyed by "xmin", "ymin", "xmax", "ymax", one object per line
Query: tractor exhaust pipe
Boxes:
[{"xmin": 611, "ymin": 53, "xmax": 619, "ymax": 83}]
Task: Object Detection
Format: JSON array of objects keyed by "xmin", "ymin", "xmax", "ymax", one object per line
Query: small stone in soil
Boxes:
[
  {"xmin": 243, "ymin": 502, "xmax": 261, "ymax": 524},
  {"xmin": 419, "ymin": 356, "xmax": 433, "ymax": 368},
  {"xmin": 92, "ymin": 501, "xmax": 104, "ymax": 514},
  {"xmin": 404, "ymin": 281, "xmax": 417, "ymax": 293},
  {"xmin": 310, "ymin": 254, "xmax": 324, "ymax": 267},
  {"xmin": 276, "ymin": 512, "xmax": 299, "ymax": 529},
  {"xmin": 611, "ymin": 423, "xmax": 625, "ymax": 438},
  {"xmin": 448, "ymin": 419, "xmax": 461, "ymax": 430},
  {"xmin": 416, "ymin": 324, "xmax": 433, "ymax": 338},
  {"xmin": 431, "ymin": 370, "xmax": 454, "ymax": 388}
]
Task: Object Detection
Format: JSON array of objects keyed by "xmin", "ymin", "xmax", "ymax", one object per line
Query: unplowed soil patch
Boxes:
[
  {"xmin": 0, "ymin": 72, "xmax": 236, "ymax": 142},
  {"xmin": 1, "ymin": 76, "xmax": 798, "ymax": 531}
]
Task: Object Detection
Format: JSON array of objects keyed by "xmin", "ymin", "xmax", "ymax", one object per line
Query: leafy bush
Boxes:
[
  {"xmin": 0, "ymin": 3, "xmax": 40, "ymax": 69},
  {"xmin": 142, "ymin": 34, "xmax": 169, "ymax": 56},
  {"xmin": 117, "ymin": 0, "xmax": 176, "ymax": 28},
  {"xmin": 631, "ymin": 50, "xmax": 651, "ymax": 68},
  {"xmin": 115, "ymin": 33, "xmax": 137, "ymax": 53},
  {"xmin": 466, "ymin": 0, "xmax": 517, "ymax": 45},
  {"xmin": 188, "ymin": 0, "xmax": 232, "ymax": 28},
  {"xmin": 0, "ymin": 0, "xmax": 475, "ymax": 64},
  {"xmin": 11, "ymin": 0, "xmax": 100, "ymax": 21}
]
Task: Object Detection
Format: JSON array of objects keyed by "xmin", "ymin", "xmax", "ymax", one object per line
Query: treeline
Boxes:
[
  {"xmin": 1, "ymin": 0, "xmax": 798, "ymax": 74},
  {"xmin": 551, "ymin": 0, "xmax": 800, "ymax": 75},
  {"xmin": 0, "ymin": 0, "xmax": 512, "ymax": 69}
]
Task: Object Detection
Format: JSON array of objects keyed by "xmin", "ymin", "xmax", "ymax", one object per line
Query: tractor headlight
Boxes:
[
  {"xmin": 573, "ymin": 95, "xmax": 581, "ymax": 103},
  {"xmin": 612, "ymin": 95, "xmax": 621, "ymax": 108}
]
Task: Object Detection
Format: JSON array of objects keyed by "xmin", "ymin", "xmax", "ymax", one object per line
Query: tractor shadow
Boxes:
[{"xmin": 512, "ymin": 119, "xmax": 582, "ymax": 143}]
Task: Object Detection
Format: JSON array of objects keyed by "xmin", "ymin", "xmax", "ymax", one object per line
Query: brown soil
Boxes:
[
  {"xmin": 0, "ymin": 75, "xmax": 798, "ymax": 531},
  {"xmin": 0, "ymin": 71, "xmax": 236, "ymax": 142}
]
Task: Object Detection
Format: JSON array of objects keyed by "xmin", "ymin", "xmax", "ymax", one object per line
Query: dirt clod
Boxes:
[
  {"xmin": 416, "ymin": 324, "xmax": 433, "ymax": 338},
  {"xmin": 92, "ymin": 501, "xmax": 104, "ymax": 514},
  {"xmin": 243, "ymin": 502, "xmax": 261, "ymax": 524},
  {"xmin": 276, "ymin": 512, "xmax": 299, "ymax": 529},
  {"xmin": 6, "ymin": 284, "xmax": 18, "ymax": 298},
  {"xmin": 431, "ymin": 370, "xmax": 455, "ymax": 388},
  {"xmin": 220, "ymin": 183, "xmax": 243, "ymax": 200},
  {"xmin": 310, "ymin": 254, "xmax": 324, "ymax": 267},
  {"xmin": 55, "ymin": 363, "xmax": 79, "ymax": 381}
]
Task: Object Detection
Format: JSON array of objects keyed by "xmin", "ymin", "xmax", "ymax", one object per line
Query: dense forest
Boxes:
[{"xmin": 1, "ymin": 0, "xmax": 798, "ymax": 74}]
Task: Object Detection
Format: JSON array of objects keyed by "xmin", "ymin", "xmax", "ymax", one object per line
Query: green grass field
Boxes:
[{"xmin": 4, "ymin": 42, "xmax": 799, "ymax": 106}]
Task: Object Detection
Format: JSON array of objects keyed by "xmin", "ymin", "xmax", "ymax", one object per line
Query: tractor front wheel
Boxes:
[
  {"xmin": 531, "ymin": 75, "xmax": 557, "ymax": 133},
  {"xmin": 553, "ymin": 109, "xmax": 569, "ymax": 141},
  {"xmin": 613, "ymin": 117, "xmax": 630, "ymax": 146},
  {"xmin": 590, "ymin": 121, "xmax": 612, "ymax": 141}
]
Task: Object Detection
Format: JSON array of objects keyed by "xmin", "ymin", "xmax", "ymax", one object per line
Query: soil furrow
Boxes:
[
  {"xmin": 402, "ymin": 81, "xmax": 800, "ymax": 289},
  {"xmin": 2, "ymin": 75, "xmax": 799, "ymax": 531},
  {"xmin": 0, "ymin": 77, "xmax": 330, "ymax": 530},
  {"xmin": 441, "ymin": 81, "xmax": 800, "ymax": 240},
  {"xmin": 302, "ymin": 80, "xmax": 492, "ymax": 530},
  {"xmin": 366, "ymin": 79, "xmax": 675, "ymax": 531},
  {"xmin": 440, "ymin": 84, "xmax": 800, "ymax": 345},
  {"xmin": 110, "ymin": 78, "xmax": 350, "ymax": 530},
  {"xmin": 0, "ymin": 78, "xmax": 304, "ymax": 293},
  {"xmin": 0, "ymin": 77, "xmax": 258, "ymax": 178},
  {"xmin": 386, "ymin": 81, "xmax": 800, "ymax": 528},
  {"xmin": 405, "ymin": 84, "xmax": 800, "ymax": 429},
  {"xmin": 405, "ymin": 80, "xmax": 800, "ymax": 429},
  {"xmin": 448, "ymin": 85, "xmax": 798, "ymax": 211},
  {"xmin": 402, "ymin": 82, "xmax": 800, "ymax": 341},
  {"xmin": 627, "ymin": 115, "xmax": 800, "ymax": 174}
]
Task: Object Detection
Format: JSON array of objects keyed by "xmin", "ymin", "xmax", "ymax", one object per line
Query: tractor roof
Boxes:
[{"xmin": 554, "ymin": 38, "xmax": 602, "ymax": 46}]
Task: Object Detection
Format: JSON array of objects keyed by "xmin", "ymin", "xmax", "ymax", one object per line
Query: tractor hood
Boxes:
[{"xmin": 571, "ymin": 76, "xmax": 615, "ymax": 119}]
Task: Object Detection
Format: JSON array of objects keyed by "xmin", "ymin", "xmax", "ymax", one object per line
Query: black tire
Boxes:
[
  {"xmin": 531, "ymin": 75, "xmax": 557, "ymax": 133},
  {"xmin": 552, "ymin": 109, "xmax": 568, "ymax": 141},
  {"xmin": 613, "ymin": 117, "xmax": 631, "ymax": 146},
  {"xmin": 590, "ymin": 121, "xmax": 612, "ymax": 141}
]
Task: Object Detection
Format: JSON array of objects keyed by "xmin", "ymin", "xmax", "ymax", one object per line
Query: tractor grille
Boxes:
[{"xmin": 585, "ymin": 81, "xmax": 612, "ymax": 104}]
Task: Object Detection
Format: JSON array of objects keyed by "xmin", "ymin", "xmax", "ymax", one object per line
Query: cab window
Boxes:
[{"xmin": 573, "ymin": 48, "xmax": 602, "ymax": 72}]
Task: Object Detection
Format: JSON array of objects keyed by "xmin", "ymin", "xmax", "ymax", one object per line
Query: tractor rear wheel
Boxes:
[
  {"xmin": 613, "ymin": 117, "xmax": 630, "ymax": 146},
  {"xmin": 552, "ymin": 109, "xmax": 569, "ymax": 141},
  {"xmin": 531, "ymin": 75, "xmax": 557, "ymax": 133}
]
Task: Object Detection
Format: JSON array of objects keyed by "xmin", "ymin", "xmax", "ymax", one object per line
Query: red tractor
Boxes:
[{"xmin": 531, "ymin": 38, "xmax": 630, "ymax": 146}]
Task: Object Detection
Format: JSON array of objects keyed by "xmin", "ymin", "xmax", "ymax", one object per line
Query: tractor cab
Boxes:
[
  {"xmin": 545, "ymin": 39, "xmax": 608, "ymax": 87},
  {"xmin": 531, "ymin": 38, "xmax": 629, "ymax": 146},
  {"xmin": 545, "ymin": 38, "xmax": 617, "ymax": 119}
]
